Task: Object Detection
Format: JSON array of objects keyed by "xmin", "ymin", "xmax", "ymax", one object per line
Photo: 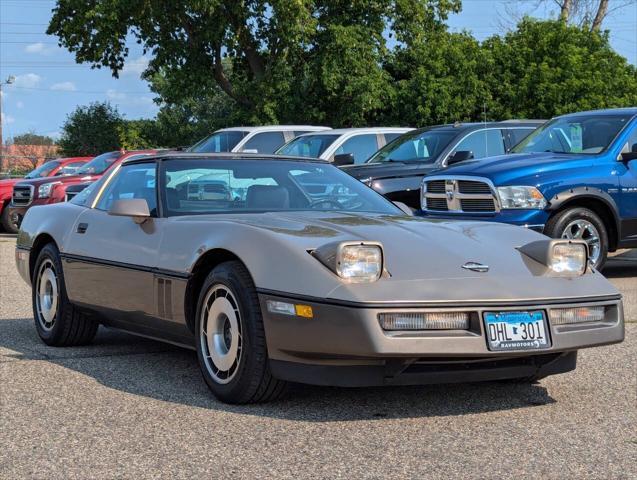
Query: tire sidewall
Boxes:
[
  {"xmin": 1, "ymin": 205, "xmax": 18, "ymax": 234},
  {"xmin": 32, "ymin": 243, "xmax": 68, "ymax": 343},
  {"xmin": 546, "ymin": 207, "xmax": 608, "ymax": 269},
  {"xmin": 194, "ymin": 263, "xmax": 266, "ymax": 402}
]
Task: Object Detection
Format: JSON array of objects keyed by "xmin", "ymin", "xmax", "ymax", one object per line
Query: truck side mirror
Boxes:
[
  {"xmin": 333, "ymin": 153, "xmax": 355, "ymax": 166},
  {"xmin": 620, "ymin": 143, "xmax": 637, "ymax": 162},
  {"xmin": 447, "ymin": 150, "xmax": 473, "ymax": 166}
]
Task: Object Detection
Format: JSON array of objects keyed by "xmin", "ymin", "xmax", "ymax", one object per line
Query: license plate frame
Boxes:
[{"xmin": 483, "ymin": 310, "xmax": 551, "ymax": 352}]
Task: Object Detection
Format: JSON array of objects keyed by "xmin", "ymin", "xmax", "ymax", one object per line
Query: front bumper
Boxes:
[
  {"xmin": 260, "ymin": 292, "xmax": 624, "ymax": 386},
  {"xmin": 420, "ymin": 209, "xmax": 551, "ymax": 232}
]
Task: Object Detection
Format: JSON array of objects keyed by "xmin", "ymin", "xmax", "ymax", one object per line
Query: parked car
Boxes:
[
  {"xmin": 189, "ymin": 126, "xmax": 330, "ymax": 154},
  {"xmin": 8, "ymin": 150, "xmax": 156, "ymax": 230},
  {"xmin": 15, "ymin": 152, "xmax": 623, "ymax": 404},
  {"xmin": 0, "ymin": 157, "xmax": 91, "ymax": 233},
  {"xmin": 421, "ymin": 108, "xmax": 637, "ymax": 269},
  {"xmin": 275, "ymin": 128, "xmax": 413, "ymax": 165},
  {"xmin": 342, "ymin": 121, "xmax": 544, "ymax": 210}
]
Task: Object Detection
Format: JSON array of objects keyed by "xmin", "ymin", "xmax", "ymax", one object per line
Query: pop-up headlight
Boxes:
[
  {"xmin": 312, "ymin": 241, "xmax": 383, "ymax": 283},
  {"xmin": 519, "ymin": 239, "xmax": 588, "ymax": 276}
]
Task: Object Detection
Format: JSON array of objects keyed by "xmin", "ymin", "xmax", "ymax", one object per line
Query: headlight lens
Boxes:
[
  {"xmin": 38, "ymin": 183, "xmax": 55, "ymax": 198},
  {"xmin": 497, "ymin": 186, "xmax": 546, "ymax": 209},
  {"xmin": 337, "ymin": 244, "xmax": 382, "ymax": 283},
  {"xmin": 550, "ymin": 242, "xmax": 587, "ymax": 275}
]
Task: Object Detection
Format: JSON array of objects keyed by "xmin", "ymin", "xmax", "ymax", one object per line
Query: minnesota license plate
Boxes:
[{"xmin": 484, "ymin": 311, "xmax": 550, "ymax": 351}]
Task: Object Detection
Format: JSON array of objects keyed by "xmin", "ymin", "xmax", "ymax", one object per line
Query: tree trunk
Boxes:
[
  {"xmin": 559, "ymin": 0, "xmax": 572, "ymax": 21},
  {"xmin": 592, "ymin": 0, "xmax": 609, "ymax": 31}
]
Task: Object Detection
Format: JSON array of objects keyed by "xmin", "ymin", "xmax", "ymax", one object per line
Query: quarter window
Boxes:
[
  {"xmin": 333, "ymin": 134, "xmax": 379, "ymax": 164},
  {"xmin": 506, "ymin": 128, "xmax": 535, "ymax": 148},
  {"xmin": 451, "ymin": 129, "xmax": 505, "ymax": 161},
  {"xmin": 621, "ymin": 125, "xmax": 637, "ymax": 154},
  {"xmin": 241, "ymin": 132, "xmax": 286, "ymax": 153},
  {"xmin": 95, "ymin": 163, "xmax": 157, "ymax": 215}
]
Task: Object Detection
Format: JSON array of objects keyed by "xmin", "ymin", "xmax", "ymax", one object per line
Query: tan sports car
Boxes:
[{"xmin": 15, "ymin": 153, "xmax": 624, "ymax": 403}]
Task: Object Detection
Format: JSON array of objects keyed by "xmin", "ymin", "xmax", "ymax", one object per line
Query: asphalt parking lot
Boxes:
[{"xmin": 1, "ymin": 236, "xmax": 635, "ymax": 479}]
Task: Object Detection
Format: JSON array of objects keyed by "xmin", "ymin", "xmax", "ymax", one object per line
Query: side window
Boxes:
[
  {"xmin": 507, "ymin": 128, "xmax": 535, "ymax": 147},
  {"xmin": 621, "ymin": 125, "xmax": 637, "ymax": 153},
  {"xmin": 241, "ymin": 132, "xmax": 286, "ymax": 153},
  {"xmin": 95, "ymin": 163, "xmax": 157, "ymax": 215},
  {"xmin": 452, "ymin": 129, "xmax": 505, "ymax": 160},
  {"xmin": 333, "ymin": 134, "xmax": 379, "ymax": 164},
  {"xmin": 383, "ymin": 132, "xmax": 404, "ymax": 144}
]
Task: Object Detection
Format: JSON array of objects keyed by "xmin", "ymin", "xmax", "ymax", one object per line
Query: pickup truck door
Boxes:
[
  {"xmin": 62, "ymin": 162, "xmax": 164, "ymax": 326},
  {"xmin": 616, "ymin": 124, "xmax": 637, "ymax": 244}
]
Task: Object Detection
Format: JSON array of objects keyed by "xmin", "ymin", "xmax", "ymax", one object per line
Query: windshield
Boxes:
[
  {"xmin": 189, "ymin": 131, "xmax": 247, "ymax": 153},
  {"xmin": 367, "ymin": 129, "xmax": 456, "ymax": 164},
  {"xmin": 513, "ymin": 114, "xmax": 632, "ymax": 155},
  {"xmin": 161, "ymin": 159, "xmax": 401, "ymax": 216},
  {"xmin": 276, "ymin": 134, "xmax": 340, "ymax": 158},
  {"xmin": 25, "ymin": 161, "xmax": 61, "ymax": 179},
  {"xmin": 77, "ymin": 151, "xmax": 121, "ymax": 175}
]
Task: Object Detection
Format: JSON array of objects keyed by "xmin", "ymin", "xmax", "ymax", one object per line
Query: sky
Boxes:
[{"xmin": 0, "ymin": 0, "xmax": 636, "ymax": 141}]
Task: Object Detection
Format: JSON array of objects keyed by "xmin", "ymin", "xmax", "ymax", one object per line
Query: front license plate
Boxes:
[{"xmin": 484, "ymin": 311, "xmax": 550, "ymax": 351}]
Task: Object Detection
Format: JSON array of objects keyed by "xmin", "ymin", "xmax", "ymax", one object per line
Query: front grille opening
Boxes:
[
  {"xmin": 426, "ymin": 198, "xmax": 448, "ymax": 211},
  {"xmin": 458, "ymin": 180, "xmax": 492, "ymax": 194},
  {"xmin": 425, "ymin": 180, "xmax": 446, "ymax": 193},
  {"xmin": 460, "ymin": 198, "xmax": 496, "ymax": 212}
]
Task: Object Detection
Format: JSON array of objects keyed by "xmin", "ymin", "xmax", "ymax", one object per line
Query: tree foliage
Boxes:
[
  {"xmin": 12, "ymin": 132, "xmax": 56, "ymax": 146},
  {"xmin": 47, "ymin": 1, "xmax": 637, "ymax": 148},
  {"xmin": 58, "ymin": 102, "xmax": 123, "ymax": 156}
]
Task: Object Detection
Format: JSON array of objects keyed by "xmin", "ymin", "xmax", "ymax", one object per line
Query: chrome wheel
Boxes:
[
  {"xmin": 36, "ymin": 259, "xmax": 59, "ymax": 331},
  {"xmin": 200, "ymin": 285, "xmax": 243, "ymax": 384},
  {"xmin": 561, "ymin": 219, "xmax": 601, "ymax": 265}
]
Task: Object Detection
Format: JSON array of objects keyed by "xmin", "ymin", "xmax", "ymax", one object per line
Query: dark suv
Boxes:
[{"xmin": 342, "ymin": 120, "xmax": 543, "ymax": 209}]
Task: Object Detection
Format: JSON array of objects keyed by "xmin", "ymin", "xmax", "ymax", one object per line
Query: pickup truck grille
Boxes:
[
  {"xmin": 12, "ymin": 185, "xmax": 34, "ymax": 206},
  {"xmin": 422, "ymin": 178, "xmax": 498, "ymax": 213}
]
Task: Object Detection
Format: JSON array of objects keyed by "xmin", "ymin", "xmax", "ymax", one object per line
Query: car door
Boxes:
[
  {"xmin": 63, "ymin": 161, "xmax": 163, "ymax": 323},
  {"xmin": 331, "ymin": 134, "xmax": 380, "ymax": 164},
  {"xmin": 617, "ymin": 124, "xmax": 637, "ymax": 242},
  {"xmin": 239, "ymin": 131, "xmax": 287, "ymax": 153}
]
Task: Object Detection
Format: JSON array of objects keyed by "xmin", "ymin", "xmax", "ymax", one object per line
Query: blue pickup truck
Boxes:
[{"xmin": 421, "ymin": 108, "xmax": 637, "ymax": 269}]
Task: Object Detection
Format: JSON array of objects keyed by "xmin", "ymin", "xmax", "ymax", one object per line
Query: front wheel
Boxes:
[
  {"xmin": 0, "ymin": 205, "xmax": 19, "ymax": 234},
  {"xmin": 195, "ymin": 261, "xmax": 288, "ymax": 404},
  {"xmin": 544, "ymin": 207, "xmax": 608, "ymax": 270},
  {"xmin": 32, "ymin": 243, "xmax": 98, "ymax": 346}
]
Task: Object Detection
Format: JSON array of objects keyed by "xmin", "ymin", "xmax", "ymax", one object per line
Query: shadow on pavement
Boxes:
[
  {"xmin": 1, "ymin": 317, "xmax": 556, "ymax": 421},
  {"xmin": 603, "ymin": 250, "xmax": 637, "ymax": 279}
]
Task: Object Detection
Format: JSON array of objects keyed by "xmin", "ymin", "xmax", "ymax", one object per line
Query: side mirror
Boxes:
[
  {"xmin": 447, "ymin": 150, "xmax": 474, "ymax": 166},
  {"xmin": 392, "ymin": 201, "xmax": 415, "ymax": 216},
  {"xmin": 108, "ymin": 198, "xmax": 150, "ymax": 224},
  {"xmin": 620, "ymin": 143, "xmax": 637, "ymax": 162},
  {"xmin": 333, "ymin": 153, "xmax": 355, "ymax": 166}
]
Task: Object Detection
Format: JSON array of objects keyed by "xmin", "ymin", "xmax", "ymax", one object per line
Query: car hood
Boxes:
[
  {"xmin": 430, "ymin": 152, "xmax": 592, "ymax": 185},
  {"xmin": 14, "ymin": 173, "xmax": 101, "ymax": 188},
  {"xmin": 175, "ymin": 211, "xmax": 618, "ymax": 304},
  {"xmin": 341, "ymin": 162, "xmax": 438, "ymax": 181}
]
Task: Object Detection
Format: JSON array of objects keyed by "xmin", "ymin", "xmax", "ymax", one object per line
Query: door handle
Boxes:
[{"xmin": 77, "ymin": 223, "xmax": 88, "ymax": 234}]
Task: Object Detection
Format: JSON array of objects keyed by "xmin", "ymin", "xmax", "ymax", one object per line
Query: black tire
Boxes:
[
  {"xmin": 544, "ymin": 207, "xmax": 608, "ymax": 270},
  {"xmin": 1, "ymin": 204, "xmax": 19, "ymax": 234},
  {"xmin": 32, "ymin": 243, "xmax": 99, "ymax": 346},
  {"xmin": 195, "ymin": 260, "xmax": 288, "ymax": 404}
]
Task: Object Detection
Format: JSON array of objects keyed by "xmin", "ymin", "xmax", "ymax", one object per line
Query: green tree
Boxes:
[
  {"xmin": 58, "ymin": 102, "xmax": 123, "ymax": 156},
  {"xmin": 482, "ymin": 19, "xmax": 637, "ymax": 120},
  {"xmin": 12, "ymin": 132, "xmax": 56, "ymax": 146},
  {"xmin": 47, "ymin": 0, "xmax": 461, "ymax": 126}
]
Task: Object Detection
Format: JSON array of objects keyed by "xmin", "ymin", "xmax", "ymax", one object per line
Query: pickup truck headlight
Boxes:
[
  {"xmin": 497, "ymin": 186, "xmax": 546, "ymax": 209},
  {"xmin": 312, "ymin": 241, "xmax": 383, "ymax": 283},
  {"xmin": 38, "ymin": 182, "xmax": 58, "ymax": 198}
]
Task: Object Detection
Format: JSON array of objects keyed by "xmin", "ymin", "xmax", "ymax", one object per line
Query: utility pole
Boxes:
[{"xmin": 0, "ymin": 75, "xmax": 16, "ymax": 173}]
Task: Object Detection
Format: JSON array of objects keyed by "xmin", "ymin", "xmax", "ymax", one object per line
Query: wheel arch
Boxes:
[
  {"xmin": 548, "ymin": 191, "xmax": 619, "ymax": 251},
  {"xmin": 184, "ymin": 248, "xmax": 254, "ymax": 334},
  {"xmin": 29, "ymin": 233, "xmax": 58, "ymax": 282}
]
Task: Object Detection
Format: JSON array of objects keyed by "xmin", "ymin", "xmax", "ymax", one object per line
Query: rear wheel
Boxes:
[
  {"xmin": 544, "ymin": 207, "xmax": 608, "ymax": 270},
  {"xmin": 0, "ymin": 204, "xmax": 19, "ymax": 234},
  {"xmin": 32, "ymin": 243, "xmax": 98, "ymax": 346},
  {"xmin": 195, "ymin": 260, "xmax": 288, "ymax": 404}
]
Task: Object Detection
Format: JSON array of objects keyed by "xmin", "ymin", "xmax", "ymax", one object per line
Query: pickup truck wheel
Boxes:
[
  {"xmin": 32, "ymin": 243, "xmax": 99, "ymax": 346},
  {"xmin": 0, "ymin": 205, "xmax": 19, "ymax": 234},
  {"xmin": 195, "ymin": 260, "xmax": 288, "ymax": 404},
  {"xmin": 545, "ymin": 207, "xmax": 608, "ymax": 270}
]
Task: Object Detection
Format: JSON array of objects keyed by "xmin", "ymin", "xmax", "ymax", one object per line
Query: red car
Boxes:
[
  {"xmin": 8, "ymin": 149, "xmax": 157, "ymax": 232},
  {"xmin": 0, "ymin": 157, "xmax": 90, "ymax": 233}
]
